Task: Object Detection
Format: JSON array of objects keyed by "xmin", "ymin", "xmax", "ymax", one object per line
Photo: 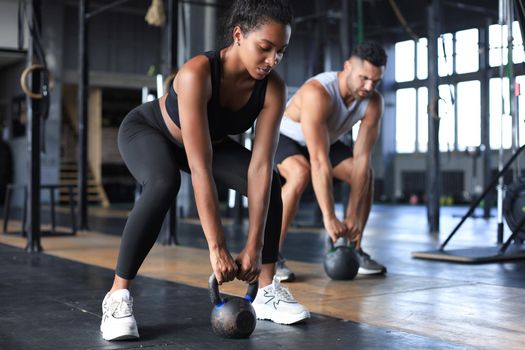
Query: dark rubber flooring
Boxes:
[{"xmin": 0, "ymin": 243, "xmax": 477, "ymax": 350}]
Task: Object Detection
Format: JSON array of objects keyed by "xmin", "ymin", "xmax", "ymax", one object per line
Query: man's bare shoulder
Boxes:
[{"xmin": 294, "ymin": 79, "xmax": 332, "ymax": 110}]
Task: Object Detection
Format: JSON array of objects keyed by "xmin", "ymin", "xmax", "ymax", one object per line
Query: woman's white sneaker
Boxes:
[
  {"xmin": 100, "ymin": 289, "xmax": 139, "ymax": 341},
  {"xmin": 252, "ymin": 277, "xmax": 310, "ymax": 325}
]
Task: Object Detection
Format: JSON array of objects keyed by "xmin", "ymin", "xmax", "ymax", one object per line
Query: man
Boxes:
[{"xmin": 274, "ymin": 41, "xmax": 387, "ymax": 281}]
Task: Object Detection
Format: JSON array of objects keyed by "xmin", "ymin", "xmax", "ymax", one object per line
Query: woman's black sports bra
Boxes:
[{"xmin": 165, "ymin": 50, "xmax": 269, "ymax": 142}]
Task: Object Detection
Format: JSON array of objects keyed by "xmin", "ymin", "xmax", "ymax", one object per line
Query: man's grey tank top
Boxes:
[{"xmin": 279, "ymin": 71, "xmax": 370, "ymax": 146}]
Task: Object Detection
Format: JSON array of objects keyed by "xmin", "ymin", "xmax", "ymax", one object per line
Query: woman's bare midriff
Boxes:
[{"xmin": 158, "ymin": 94, "xmax": 227, "ymax": 146}]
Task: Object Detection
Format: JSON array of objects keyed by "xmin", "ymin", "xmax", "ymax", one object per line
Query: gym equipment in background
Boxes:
[{"xmin": 413, "ymin": 0, "xmax": 525, "ymax": 263}]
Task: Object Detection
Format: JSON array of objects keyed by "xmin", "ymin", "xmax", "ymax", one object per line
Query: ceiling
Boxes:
[
  {"xmin": 364, "ymin": 0, "xmax": 499, "ymax": 41},
  {"xmin": 0, "ymin": 0, "xmax": 507, "ymax": 70},
  {"xmin": 287, "ymin": 0, "xmax": 501, "ymax": 42},
  {"xmin": 68, "ymin": 0, "xmax": 506, "ymax": 44}
]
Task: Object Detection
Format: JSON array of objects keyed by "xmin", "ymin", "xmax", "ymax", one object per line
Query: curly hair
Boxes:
[
  {"xmin": 352, "ymin": 41, "xmax": 388, "ymax": 67},
  {"xmin": 223, "ymin": 0, "xmax": 294, "ymax": 45}
]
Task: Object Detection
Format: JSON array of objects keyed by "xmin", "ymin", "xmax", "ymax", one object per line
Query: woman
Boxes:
[{"xmin": 100, "ymin": 0, "xmax": 310, "ymax": 341}]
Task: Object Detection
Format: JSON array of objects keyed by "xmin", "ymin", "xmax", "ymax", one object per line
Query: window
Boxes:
[
  {"xmin": 489, "ymin": 77, "xmax": 512, "ymax": 149},
  {"xmin": 455, "ymin": 29, "xmax": 479, "ymax": 74},
  {"xmin": 438, "ymin": 33, "xmax": 454, "ymax": 77},
  {"xmin": 395, "ymin": 40, "xmax": 415, "ymax": 82},
  {"xmin": 395, "ymin": 87, "xmax": 428, "ymax": 153},
  {"xmin": 396, "ymin": 88, "xmax": 417, "ymax": 153},
  {"xmin": 456, "ymin": 81, "xmax": 481, "ymax": 150},
  {"xmin": 490, "ymin": 76, "xmax": 525, "ymax": 149},
  {"xmin": 438, "ymin": 84, "xmax": 455, "ymax": 151},
  {"xmin": 417, "ymin": 38, "xmax": 428, "ymax": 80},
  {"xmin": 489, "ymin": 24, "xmax": 503, "ymax": 67},
  {"xmin": 517, "ymin": 75, "xmax": 525, "ymax": 147},
  {"xmin": 513, "ymin": 22, "xmax": 525, "ymax": 64},
  {"xmin": 417, "ymin": 87, "xmax": 428, "ymax": 152},
  {"xmin": 394, "ymin": 24, "xmax": 523, "ymax": 154},
  {"xmin": 489, "ymin": 21, "xmax": 525, "ymax": 67}
]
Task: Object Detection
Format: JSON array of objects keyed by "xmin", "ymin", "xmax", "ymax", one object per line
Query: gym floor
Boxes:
[{"xmin": 1, "ymin": 204, "xmax": 524, "ymax": 350}]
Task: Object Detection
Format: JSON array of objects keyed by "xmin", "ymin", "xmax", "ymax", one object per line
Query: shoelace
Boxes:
[
  {"xmin": 105, "ymin": 297, "xmax": 134, "ymax": 318},
  {"xmin": 273, "ymin": 284, "xmax": 296, "ymax": 303},
  {"xmin": 357, "ymin": 249, "xmax": 371, "ymax": 260}
]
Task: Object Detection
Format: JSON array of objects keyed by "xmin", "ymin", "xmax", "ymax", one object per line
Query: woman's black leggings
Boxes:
[{"xmin": 115, "ymin": 100, "xmax": 282, "ymax": 280}]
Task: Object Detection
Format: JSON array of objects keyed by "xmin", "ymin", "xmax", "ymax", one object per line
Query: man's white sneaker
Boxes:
[
  {"xmin": 100, "ymin": 289, "xmax": 139, "ymax": 341},
  {"xmin": 275, "ymin": 253, "xmax": 296, "ymax": 282},
  {"xmin": 252, "ymin": 277, "xmax": 310, "ymax": 325}
]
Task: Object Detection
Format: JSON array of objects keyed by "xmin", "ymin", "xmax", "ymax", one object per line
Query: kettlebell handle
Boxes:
[
  {"xmin": 208, "ymin": 273, "xmax": 259, "ymax": 306},
  {"xmin": 326, "ymin": 235, "xmax": 349, "ymax": 251}
]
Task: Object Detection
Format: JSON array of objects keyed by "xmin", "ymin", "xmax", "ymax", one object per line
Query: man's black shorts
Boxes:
[{"xmin": 274, "ymin": 133, "xmax": 353, "ymax": 167}]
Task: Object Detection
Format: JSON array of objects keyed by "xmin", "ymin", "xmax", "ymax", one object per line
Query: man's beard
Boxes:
[{"xmin": 353, "ymin": 89, "xmax": 369, "ymax": 100}]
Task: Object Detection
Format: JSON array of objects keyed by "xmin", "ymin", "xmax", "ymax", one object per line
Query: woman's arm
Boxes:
[
  {"xmin": 175, "ymin": 58, "xmax": 237, "ymax": 284},
  {"xmin": 236, "ymin": 72, "xmax": 286, "ymax": 283}
]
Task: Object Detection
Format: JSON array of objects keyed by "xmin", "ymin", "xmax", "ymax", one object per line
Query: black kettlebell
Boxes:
[
  {"xmin": 208, "ymin": 273, "xmax": 258, "ymax": 338},
  {"xmin": 323, "ymin": 236, "xmax": 359, "ymax": 280}
]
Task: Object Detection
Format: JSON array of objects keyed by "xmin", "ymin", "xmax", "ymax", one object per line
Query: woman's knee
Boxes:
[{"xmin": 144, "ymin": 174, "xmax": 181, "ymax": 200}]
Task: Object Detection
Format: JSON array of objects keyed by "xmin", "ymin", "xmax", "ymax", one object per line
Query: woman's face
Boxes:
[{"xmin": 234, "ymin": 21, "xmax": 291, "ymax": 80}]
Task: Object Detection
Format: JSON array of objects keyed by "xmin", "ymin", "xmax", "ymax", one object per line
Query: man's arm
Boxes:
[
  {"xmin": 345, "ymin": 92, "xmax": 383, "ymax": 239},
  {"xmin": 300, "ymin": 82, "xmax": 348, "ymax": 241}
]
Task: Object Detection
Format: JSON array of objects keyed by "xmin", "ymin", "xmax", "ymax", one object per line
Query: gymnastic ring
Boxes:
[{"xmin": 20, "ymin": 64, "xmax": 53, "ymax": 99}]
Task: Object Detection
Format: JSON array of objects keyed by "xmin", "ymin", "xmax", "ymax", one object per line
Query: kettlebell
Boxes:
[
  {"xmin": 323, "ymin": 236, "xmax": 359, "ymax": 280},
  {"xmin": 208, "ymin": 273, "xmax": 258, "ymax": 338}
]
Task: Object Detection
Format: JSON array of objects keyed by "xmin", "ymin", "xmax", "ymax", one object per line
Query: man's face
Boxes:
[{"xmin": 345, "ymin": 58, "xmax": 385, "ymax": 100}]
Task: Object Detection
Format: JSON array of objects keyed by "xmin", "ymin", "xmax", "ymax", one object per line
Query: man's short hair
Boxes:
[{"xmin": 351, "ymin": 41, "xmax": 387, "ymax": 67}]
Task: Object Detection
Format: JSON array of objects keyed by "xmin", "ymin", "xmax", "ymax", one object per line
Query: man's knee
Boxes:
[
  {"xmin": 295, "ymin": 164, "xmax": 311, "ymax": 190},
  {"xmin": 281, "ymin": 159, "xmax": 311, "ymax": 192}
]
